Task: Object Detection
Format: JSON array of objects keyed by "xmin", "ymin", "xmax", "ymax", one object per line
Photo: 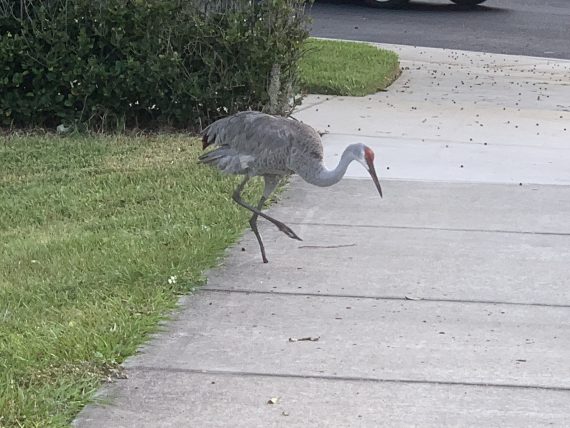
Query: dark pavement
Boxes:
[{"xmin": 310, "ymin": 0, "xmax": 570, "ymax": 59}]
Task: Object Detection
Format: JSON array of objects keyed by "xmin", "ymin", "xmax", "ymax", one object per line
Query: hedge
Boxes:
[{"xmin": 0, "ymin": 0, "xmax": 311, "ymax": 130}]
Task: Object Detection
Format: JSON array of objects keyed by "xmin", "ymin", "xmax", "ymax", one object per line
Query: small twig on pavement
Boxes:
[
  {"xmin": 288, "ymin": 336, "xmax": 320, "ymax": 342},
  {"xmin": 298, "ymin": 244, "xmax": 356, "ymax": 249}
]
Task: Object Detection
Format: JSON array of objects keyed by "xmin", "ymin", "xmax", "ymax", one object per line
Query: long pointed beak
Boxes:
[{"xmin": 366, "ymin": 159, "xmax": 383, "ymax": 198}]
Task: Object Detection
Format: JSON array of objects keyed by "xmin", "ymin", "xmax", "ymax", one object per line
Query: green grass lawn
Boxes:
[
  {"xmin": 0, "ymin": 135, "xmax": 262, "ymax": 427},
  {"xmin": 299, "ymin": 38, "xmax": 400, "ymax": 96}
]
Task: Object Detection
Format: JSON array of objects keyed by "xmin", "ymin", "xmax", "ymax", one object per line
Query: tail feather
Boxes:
[
  {"xmin": 198, "ymin": 151, "xmax": 222, "ymax": 163},
  {"xmin": 201, "ymin": 126, "xmax": 217, "ymax": 150},
  {"xmin": 198, "ymin": 147, "xmax": 233, "ymax": 162},
  {"xmin": 202, "ymin": 134, "xmax": 210, "ymax": 150},
  {"xmin": 201, "ymin": 116, "xmax": 230, "ymax": 150},
  {"xmin": 200, "ymin": 120, "xmax": 216, "ymax": 150}
]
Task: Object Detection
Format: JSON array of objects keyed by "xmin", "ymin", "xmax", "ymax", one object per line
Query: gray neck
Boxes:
[{"xmin": 302, "ymin": 147, "xmax": 356, "ymax": 187}]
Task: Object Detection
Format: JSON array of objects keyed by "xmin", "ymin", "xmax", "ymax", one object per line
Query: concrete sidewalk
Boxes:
[
  {"xmin": 75, "ymin": 45, "xmax": 570, "ymax": 427},
  {"xmin": 297, "ymin": 42, "xmax": 570, "ymax": 185}
]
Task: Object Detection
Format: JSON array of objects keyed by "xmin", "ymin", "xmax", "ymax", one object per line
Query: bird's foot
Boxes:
[{"xmin": 275, "ymin": 222, "xmax": 302, "ymax": 241}]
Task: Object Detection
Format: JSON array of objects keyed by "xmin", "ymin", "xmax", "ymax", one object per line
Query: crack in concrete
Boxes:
[
  {"xmin": 125, "ymin": 366, "xmax": 570, "ymax": 393},
  {"xmin": 201, "ymin": 288, "xmax": 570, "ymax": 309},
  {"xmin": 285, "ymin": 221, "xmax": 570, "ymax": 237}
]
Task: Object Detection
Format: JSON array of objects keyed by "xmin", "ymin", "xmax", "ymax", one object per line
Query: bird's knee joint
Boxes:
[{"xmin": 249, "ymin": 216, "xmax": 258, "ymax": 227}]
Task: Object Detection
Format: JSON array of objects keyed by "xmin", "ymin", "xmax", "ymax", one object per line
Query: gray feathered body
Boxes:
[
  {"xmin": 199, "ymin": 111, "xmax": 326, "ymax": 183},
  {"xmin": 197, "ymin": 111, "xmax": 381, "ymax": 264}
]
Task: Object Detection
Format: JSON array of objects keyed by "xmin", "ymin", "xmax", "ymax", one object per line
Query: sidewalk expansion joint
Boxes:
[
  {"xmin": 201, "ymin": 288, "xmax": 570, "ymax": 309},
  {"xmin": 288, "ymin": 222, "xmax": 570, "ymax": 237},
  {"xmin": 324, "ymin": 132, "xmax": 570, "ymax": 151},
  {"xmin": 126, "ymin": 366, "xmax": 570, "ymax": 393}
]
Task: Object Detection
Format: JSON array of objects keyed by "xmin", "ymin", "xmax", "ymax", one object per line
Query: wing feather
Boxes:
[{"xmin": 199, "ymin": 111, "xmax": 322, "ymax": 175}]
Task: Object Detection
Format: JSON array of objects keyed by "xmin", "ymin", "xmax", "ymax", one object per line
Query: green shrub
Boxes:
[{"xmin": 0, "ymin": 0, "xmax": 311, "ymax": 130}]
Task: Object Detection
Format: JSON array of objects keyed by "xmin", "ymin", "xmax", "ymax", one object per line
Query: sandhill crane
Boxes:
[{"xmin": 199, "ymin": 111, "xmax": 383, "ymax": 263}]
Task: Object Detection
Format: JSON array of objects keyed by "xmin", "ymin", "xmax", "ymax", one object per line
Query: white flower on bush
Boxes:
[{"xmin": 167, "ymin": 275, "xmax": 177, "ymax": 285}]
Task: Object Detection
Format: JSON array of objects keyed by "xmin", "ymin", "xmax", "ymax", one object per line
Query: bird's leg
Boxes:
[
  {"xmin": 232, "ymin": 176, "xmax": 302, "ymax": 243},
  {"xmin": 248, "ymin": 175, "xmax": 287, "ymax": 263},
  {"xmin": 249, "ymin": 195, "xmax": 268, "ymax": 263}
]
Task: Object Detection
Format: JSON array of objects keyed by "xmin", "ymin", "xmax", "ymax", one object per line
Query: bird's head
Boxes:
[{"xmin": 349, "ymin": 143, "xmax": 383, "ymax": 198}]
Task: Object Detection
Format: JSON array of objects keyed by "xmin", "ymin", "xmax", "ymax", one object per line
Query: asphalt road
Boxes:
[{"xmin": 310, "ymin": 0, "xmax": 570, "ymax": 59}]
